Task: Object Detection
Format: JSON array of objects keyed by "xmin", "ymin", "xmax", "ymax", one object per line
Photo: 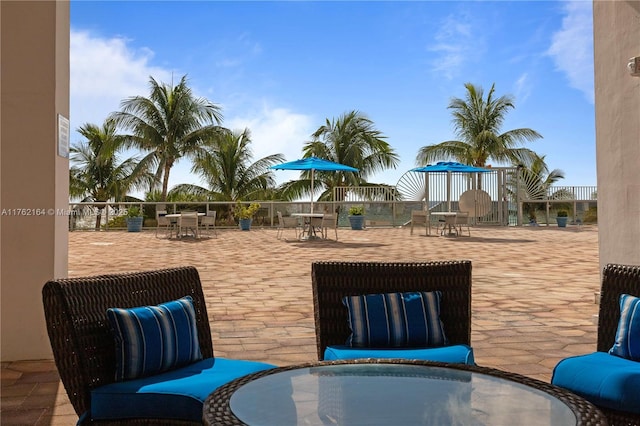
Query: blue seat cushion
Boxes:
[
  {"xmin": 323, "ymin": 344, "xmax": 475, "ymax": 365},
  {"xmin": 90, "ymin": 357, "xmax": 275, "ymax": 422},
  {"xmin": 551, "ymin": 351, "xmax": 640, "ymax": 414}
]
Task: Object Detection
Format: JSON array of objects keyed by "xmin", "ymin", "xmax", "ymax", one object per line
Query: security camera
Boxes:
[{"xmin": 628, "ymin": 56, "xmax": 640, "ymax": 77}]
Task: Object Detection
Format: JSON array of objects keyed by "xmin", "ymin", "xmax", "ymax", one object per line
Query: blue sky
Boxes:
[{"xmin": 70, "ymin": 0, "xmax": 596, "ymax": 193}]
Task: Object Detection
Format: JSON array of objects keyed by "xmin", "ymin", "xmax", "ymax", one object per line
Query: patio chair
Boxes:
[
  {"xmin": 440, "ymin": 214, "xmax": 458, "ymax": 236},
  {"xmin": 410, "ymin": 209, "xmax": 430, "ymax": 236},
  {"xmin": 155, "ymin": 209, "xmax": 175, "ymax": 239},
  {"xmin": 276, "ymin": 211, "xmax": 301, "ymax": 240},
  {"xmin": 311, "ymin": 260, "xmax": 474, "ymax": 365},
  {"xmin": 200, "ymin": 210, "xmax": 217, "ymax": 238},
  {"xmin": 178, "ymin": 211, "xmax": 199, "ymax": 238},
  {"xmin": 318, "ymin": 213, "xmax": 338, "ymax": 240},
  {"xmin": 551, "ymin": 263, "xmax": 640, "ymax": 425},
  {"xmin": 42, "ymin": 266, "xmax": 275, "ymax": 425},
  {"xmin": 455, "ymin": 211, "xmax": 471, "ymax": 236}
]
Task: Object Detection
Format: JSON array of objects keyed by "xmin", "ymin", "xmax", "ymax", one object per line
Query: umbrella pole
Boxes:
[
  {"xmin": 447, "ymin": 171, "xmax": 452, "ymax": 212},
  {"xmin": 310, "ymin": 169, "xmax": 314, "ymax": 214}
]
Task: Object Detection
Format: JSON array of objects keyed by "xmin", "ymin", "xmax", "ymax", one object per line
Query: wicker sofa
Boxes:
[
  {"xmin": 42, "ymin": 266, "xmax": 275, "ymax": 425},
  {"xmin": 552, "ymin": 263, "xmax": 640, "ymax": 425},
  {"xmin": 311, "ymin": 260, "xmax": 474, "ymax": 364}
]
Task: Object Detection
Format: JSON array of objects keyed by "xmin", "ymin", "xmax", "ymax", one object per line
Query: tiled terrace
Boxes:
[{"xmin": 1, "ymin": 224, "xmax": 601, "ymax": 425}]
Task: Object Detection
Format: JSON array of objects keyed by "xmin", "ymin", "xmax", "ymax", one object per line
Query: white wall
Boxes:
[
  {"xmin": 1, "ymin": 1, "xmax": 70, "ymax": 360},
  {"xmin": 593, "ymin": 0, "xmax": 640, "ymax": 270}
]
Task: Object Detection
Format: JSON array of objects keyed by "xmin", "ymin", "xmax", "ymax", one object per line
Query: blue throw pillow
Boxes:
[
  {"xmin": 609, "ymin": 293, "xmax": 640, "ymax": 361},
  {"xmin": 343, "ymin": 291, "xmax": 448, "ymax": 348},
  {"xmin": 107, "ymin": 296, "xmax": 203, "ymax": 381}
]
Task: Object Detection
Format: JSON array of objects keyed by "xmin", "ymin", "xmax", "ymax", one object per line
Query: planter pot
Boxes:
[
  {"xmin": 239, "ymin": 218, "xmax": 252, "ymax": 231},
  {"xmin": 556, "ymin": 217, "xmax": 568, "ymax": 228},
  {"xmin": 348, "ymin": 215, "xmax": 365, "ymax": 230},
  {"xmin": 126, "ymin": 217, "xmax": 143, "ymax": 232}
]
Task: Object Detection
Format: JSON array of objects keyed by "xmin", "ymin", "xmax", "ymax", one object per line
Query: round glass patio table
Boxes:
[{"xmin": 203, "ymin": 359, "xmax": 607, "ymax": 426}]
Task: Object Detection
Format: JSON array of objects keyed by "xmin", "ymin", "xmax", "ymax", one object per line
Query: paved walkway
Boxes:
[{"xmin": 1, "ymin": 224, "xmax": 601, "ymax": 425}]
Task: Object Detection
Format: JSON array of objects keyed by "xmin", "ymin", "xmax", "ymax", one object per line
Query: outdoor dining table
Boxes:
[
  {"xmin": 164, "ymin": 212, "xmax": 206, "ymax": 220},
  {"xmin": 203, "ymin": 359, "xmax": 607, "ymax": 425},
  {"xmin": 431, "ymin": 211, "xmax": 458, "ymax": 236},
  {"xmin": 291, "ymin": 213, "xmax": 324, "ymax": 240}
]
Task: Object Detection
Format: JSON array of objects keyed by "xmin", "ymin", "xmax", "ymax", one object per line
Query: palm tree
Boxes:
[
  {"xmin": 110, "ymin": 75, "xmax": 223, "ymax": 201},
  {"xmin": 69, "ymin": 119, "xmax": 154, "ymax": 229},
  {"xmin": 280, "ymin": 110, "xmax": 399, "ymax": 203},
  {"xmin": 416, "ymin": 83, "xmax": 542, "ymax": 169},
  {"xmin": 508, "ymin": 155, "xmax": 565, "ymax": 223},
  {"xmin": 170, "ymin": 128, "xmax": 284, "ymax": 219}
]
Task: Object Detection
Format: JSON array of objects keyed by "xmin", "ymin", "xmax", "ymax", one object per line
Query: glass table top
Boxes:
[{"xmin": 229, "ymin": 363, "xmax": 577, "ymax": 426}]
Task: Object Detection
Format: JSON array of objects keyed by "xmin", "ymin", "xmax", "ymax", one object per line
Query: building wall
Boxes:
[
  {"xmin": 593, "ymin": 1, "xmax": 640, "ymax": 270},
  {"xmin": 1, "ymin": 1, "xmax": 70, "ymax": 360}
]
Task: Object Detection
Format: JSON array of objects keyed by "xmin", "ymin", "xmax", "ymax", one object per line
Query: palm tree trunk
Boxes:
[
  {"xmin": 95, "ymin": 208, "xmax": 103, "ymax": 230},
  {"xmin": 161, "ymin": 163, "xmax": 171, "ymax": 201}
]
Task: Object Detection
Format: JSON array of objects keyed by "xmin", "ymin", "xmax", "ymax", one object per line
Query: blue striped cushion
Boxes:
[
  {"xmin": 107, "ymin": 296, "xmax": 203, "ymax": 381},
  {"xmin": 343, "ymin": 291, "xmax": 448, "ymax": 348},
  {"xmin": 609, "ymin": 293, "xmax": 640, "ymax": 361}
]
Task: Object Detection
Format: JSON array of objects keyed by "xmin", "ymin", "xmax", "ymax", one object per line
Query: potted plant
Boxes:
[
  {"xmin": 236, "ymin": 202, "xmax": 260, "ymax": 231},
  {"xmin": 126, "ymin": 206, "xmax": 144, "ymax": 232},
  {"xmin": 348, "ymin": 205, "xmax": 365, "ymax": 230},
  {"xmin": 556, "ymin": 210, "xmax": 569, "ymax": 228}
]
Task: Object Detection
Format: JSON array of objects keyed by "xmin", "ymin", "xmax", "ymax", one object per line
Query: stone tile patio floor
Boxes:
[{"xmin": 1, "ymin": 224, "xmax": 601, "ymax": 425}]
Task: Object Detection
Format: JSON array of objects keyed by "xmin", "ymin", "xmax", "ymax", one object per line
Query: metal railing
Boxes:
[
  {"xmin": 69, "ymin": 201, "xmax": 430, "ymax": 231},
  {"xmin": 68, "ymin": 185, "xmax": 598, "ymax": 231}
]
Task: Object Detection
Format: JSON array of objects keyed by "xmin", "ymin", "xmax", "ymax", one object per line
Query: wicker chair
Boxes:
[
  {"xmin": 552, "ymin": 263, "xmax": 640, "ymax": 425},
  {"xmin": 311, "ymin": 260, "xmax": 472, "ymax": 362},
  {"xmin": 42, "ymin": 266, "xmax": 273, "ymax": 425}
]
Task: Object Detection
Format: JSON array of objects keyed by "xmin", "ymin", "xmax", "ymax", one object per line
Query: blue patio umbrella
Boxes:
[
  {"xmin": 410, "ymin": 161, "xmax": 490, "ymax": 174},
  {"xmin": 410, "ymin": 162, "xmax": 490, "ymax": 211},
  {"xmin": 271, "ymin": 157, "xmax": 358, "ymax": 213}
]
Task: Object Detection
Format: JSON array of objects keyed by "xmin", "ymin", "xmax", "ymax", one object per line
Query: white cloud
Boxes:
[
  {"xmin": 428, "ymin": 14, "xmax": 482, "ymax": 80},
  {"xmin": 70, "ymin": 29, "xmax": 173, "ymax": 142},
  {"xmin": 514, "ymin": 72, "xmax": 532, "ymax": 104},
  {"xmin": 546, "ymin": 1, "xmax": 594, "ymax": 103},
  {"xmin": 227, "ymin": 104, "xmax": 315, "ymax": 183},
  {"xmin": 70, "ymin": 29, "xmax": 313, "ymax": 189}
]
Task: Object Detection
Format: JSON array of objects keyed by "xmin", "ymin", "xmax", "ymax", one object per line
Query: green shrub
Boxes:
[
  {"xmin": 235, "ymin": 202, "xmax": 261, "ymax": 219},
  {"xmin": 126, "ymin": 206, "xmax": 142, "ymax": 217},
  {"xmin": 348, "ymin": 205, "xmax": 364, "ymax": 215},
  {"xmin": 105, "ymin": 216, "xmax": 126, "ymax": 229}
]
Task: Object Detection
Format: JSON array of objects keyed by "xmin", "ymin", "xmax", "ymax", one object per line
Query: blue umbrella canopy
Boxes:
[
  {"xmin": 271, "ymin": 157, "xmax": 358, "ymax": 213},
  {"xmin": 411, "ymin": 161, "xmax": 490, "ymax": 173},
  {"xmin": 271, "ymin": 157, "xmax": 359, "ymax": 172}
]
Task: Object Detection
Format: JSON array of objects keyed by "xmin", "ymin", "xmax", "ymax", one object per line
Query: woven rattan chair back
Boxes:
[
  {"xmin": 42, "ymin": 266, "xmax": 213, "ymax": 422},
  {"xmin": 594, "ymin": 263, "xmax": 640, "ymax": 425},
  {"xmin": 597, "ymin": 263, "xmax": 640, "ymax": 352},
  {"xmin": 311, "ymin": 260, "xmax": 472, "ymax": 360}
]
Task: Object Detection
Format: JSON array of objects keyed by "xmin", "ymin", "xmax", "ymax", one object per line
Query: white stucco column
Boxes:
[
  {"xmin": 1, "ymin": 1, "xmax": 70, "ymax": 360},
  {"xmin": 593, "ymin": 0, "xmax": 640, "ymax": 269}
]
